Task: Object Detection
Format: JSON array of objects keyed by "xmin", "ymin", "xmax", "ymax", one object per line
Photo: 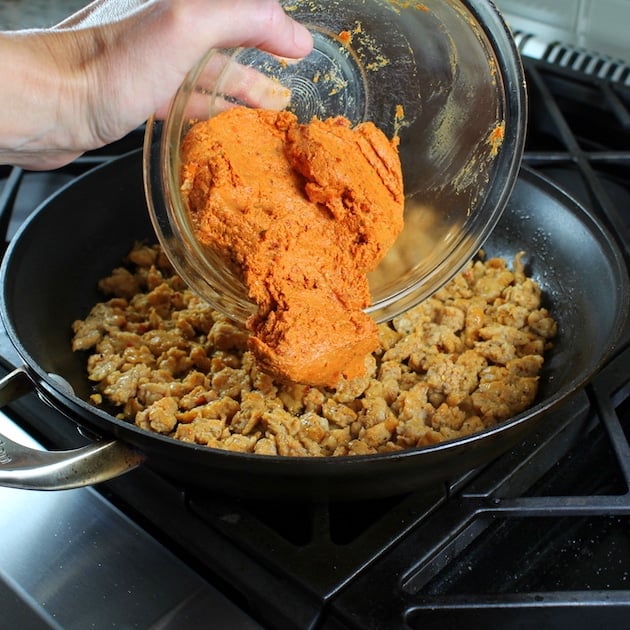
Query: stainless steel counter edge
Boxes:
[{"xmin": 0, "ymin": 412, "xmax": 261, "ymax": 629}]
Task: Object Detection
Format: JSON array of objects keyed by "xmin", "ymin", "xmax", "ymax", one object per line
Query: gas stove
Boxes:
[{"xmin": 0, "ymin": 56, "xmax": 629, "ymax": 629}]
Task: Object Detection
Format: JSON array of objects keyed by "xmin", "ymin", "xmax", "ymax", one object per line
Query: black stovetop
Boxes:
[{"xmin": 1, "ymin": 57, "xmax": 629, "ymax": 629}]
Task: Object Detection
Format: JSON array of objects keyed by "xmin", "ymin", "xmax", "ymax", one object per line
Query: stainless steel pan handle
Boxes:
[{"xmin": 0, "ymin": 368, "xmax": 145, "ymax": 490}]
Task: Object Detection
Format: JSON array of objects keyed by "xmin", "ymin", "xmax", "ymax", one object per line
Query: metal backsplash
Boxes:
[{"xmin": 495, "ymin": 0, "xmax": 630, "ymax": 84}]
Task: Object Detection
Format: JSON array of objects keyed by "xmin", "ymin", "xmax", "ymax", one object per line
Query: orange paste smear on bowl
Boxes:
[{"xmin": 180, "ymin": 106, "xmax": 404, "ymax": 387}]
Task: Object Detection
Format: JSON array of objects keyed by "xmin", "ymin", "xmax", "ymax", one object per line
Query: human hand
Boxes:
[{"xmin": 0, "ymin": 0, "xmax": 313, "ymax": 169}]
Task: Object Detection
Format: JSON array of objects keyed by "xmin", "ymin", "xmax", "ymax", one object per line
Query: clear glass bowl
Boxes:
[{"xmin": 143, "ymin": 0, "xmax": 526, "ymax": 324}]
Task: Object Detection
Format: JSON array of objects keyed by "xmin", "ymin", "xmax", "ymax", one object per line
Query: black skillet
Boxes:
[{"xmin": 0, "ymin": 149, "xmax": 627, "ymax": 499}]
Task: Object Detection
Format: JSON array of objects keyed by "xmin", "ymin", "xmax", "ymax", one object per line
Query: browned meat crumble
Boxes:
[{"xmin": 71, "ymin": 243, "xmax": 557, "ymax": 456}]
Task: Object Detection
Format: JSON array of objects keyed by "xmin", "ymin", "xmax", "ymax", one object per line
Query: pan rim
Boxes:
[{"xmin": 0, "ymin": 156, "xmax": 628, "ymax": 467}]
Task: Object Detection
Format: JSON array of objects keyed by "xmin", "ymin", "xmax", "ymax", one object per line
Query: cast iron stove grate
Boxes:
[{"xmin": 0, "ymin": 58, "xmax": 629, "ymax": 630}]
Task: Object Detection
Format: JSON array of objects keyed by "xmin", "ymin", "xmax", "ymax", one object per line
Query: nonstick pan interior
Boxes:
[{"xmin": 0, "ymin": 150, "xmax": 627, "ymax": 499}]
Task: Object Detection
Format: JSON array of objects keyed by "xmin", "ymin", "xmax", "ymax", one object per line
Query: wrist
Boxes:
[{"xmin": 0, "ymin": 30, "xmax": 89, "ymax": 169}]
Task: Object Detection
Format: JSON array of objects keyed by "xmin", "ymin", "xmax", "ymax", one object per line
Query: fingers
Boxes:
[
  {"xmin": 228, "ymin": 0, "xmax": 313, "ymax": 59},
  {"xmin": 144, "ymin": 0, "xmax": 314, "ymax": 119},
  {"xmin": 57, "ymin": 0, "xmax": 313, "ymax": 61},
  {"xmin": 168, "ymin": 0, "xmax": 313, "ymax": 61}
]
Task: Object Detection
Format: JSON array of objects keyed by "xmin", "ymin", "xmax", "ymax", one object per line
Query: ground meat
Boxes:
[{"xmin": 72, "ymin": 244, "xmax": 557, "ymax": 456}]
